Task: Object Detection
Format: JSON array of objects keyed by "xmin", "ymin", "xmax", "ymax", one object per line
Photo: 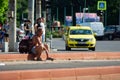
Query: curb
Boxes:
[
  {"xmin": 0, "ymin": 52, "xmax": 120, "ymax": 61},
  {"xmin": 0, "ymin": 66, "xmax": 120, "ymax": 80}
]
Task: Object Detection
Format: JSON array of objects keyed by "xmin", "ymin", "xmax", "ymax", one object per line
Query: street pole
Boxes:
[
  {"xmin": 71, "ymin": 6, "xmax": 73, "ymax": 25},
  {"xmin": 119, "ymin": 3, "xmax": 120, "ymax": 25},
  {"xmin": 80, "ymin": 6, "xmax": 81, "ymax": 12},
  {"xmin": 64, "ymin": 7, "xmax": 66, "ymax": 25},
  {"xmin": 28, "ymin": 0, "xmax": 35, "ymax": 34},
  {"xmin": 8, "ymin": 0, "xmax": 16, "ymax": 52},
  {"xmin": 83, "ymin": 8, "xmax": 88, "ymax": 23},
  {"xmin": 83, "ymin": 8, "xmax": 85, "ymax": 23},
  {"xmin": 105, "ymin": 10, "xmax": 107, "ymax": 26},
  {"xmin": 84, "ymin": 0, "xmax": 86, "ymax": 9},
  {"xmin": 83, "ymin": 0, "xmax": 87, "ymax": 23},
  {"xmin": 36, "ymin": 0, "xmax": 41, "ymax": 19},
  {"xmin": 101, "ymin": 10, "xmax": 104, "ymax": 24},
  {"xmin": 56, "ymin": 7, "xmax": 58, "ymax": 21}
]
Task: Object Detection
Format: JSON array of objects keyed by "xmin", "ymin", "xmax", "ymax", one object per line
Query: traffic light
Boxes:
[
  {"xmin": 97, "ymin": 10, "xmax": 104, "ymax": 16},
  {"xmin": 45, "ymin": 0, "xmax": 51, "ymax": 9},
  {"xmin": 100, "ymin": 10, "xmax": 103, "ymax": 16}
]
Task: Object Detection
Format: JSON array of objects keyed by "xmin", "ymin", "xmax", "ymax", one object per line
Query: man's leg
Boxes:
[
  {"xmin": 35, "ymin": 46, "xmax": 43, "ymax": 60},
  {"xmin": 43, "ymin": 44, "xmax": 49, "ymax": 58},
  {"xmin": 44, "ymin": 44, "xmax": 54, "ymax": 60}
]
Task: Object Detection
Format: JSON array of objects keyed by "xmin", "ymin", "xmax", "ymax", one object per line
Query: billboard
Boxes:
[
  {"xmin": 75, "ymin": 13, "xmax": 100, "ymax": 25},
  {"xmin": 65, "ymin": 16, "xmax": 72, "ymax": 26},
  {"xmin": 76, "ymin": 13, "xmax": 84, "ymax": 25},
  {"xmin": 84, "ymin": 13, "xmax": 98, "ymax": 22}
]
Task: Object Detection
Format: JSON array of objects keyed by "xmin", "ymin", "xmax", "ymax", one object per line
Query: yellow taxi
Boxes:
[{"xmin": 65, "ymin": 26, "xmax": 96, "ymax": 51}]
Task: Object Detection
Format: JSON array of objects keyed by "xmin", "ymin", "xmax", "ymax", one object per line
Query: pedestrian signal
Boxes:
[{"xmin": 97, "ymin": 1, "xmax": 106, "ymax": 10}]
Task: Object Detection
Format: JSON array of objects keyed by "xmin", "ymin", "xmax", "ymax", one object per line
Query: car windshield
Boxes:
[{"xmin": 70, "ymin": 29, "xmax": 92, "ymax": 35}]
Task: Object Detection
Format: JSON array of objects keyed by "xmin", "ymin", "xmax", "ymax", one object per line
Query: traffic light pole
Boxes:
[
  {"xmin": 101, "ymin": 10, "xmax": 104, "ymax": 24},
  {"xmin": 119, "ymin": 4, "xmax": 120, "ymax": 25},
  {"xmin": 104, "ymin": 10, "xmax": 107, "ymax": 26}
]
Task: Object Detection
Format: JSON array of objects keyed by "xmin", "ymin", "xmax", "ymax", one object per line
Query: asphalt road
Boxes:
[
  {"xmin": 0, "ymin": 38, "xmax": 120, "ymax": 71},
  {"xmin": 51, "ymin": 38, "xmax": 120, "ymax": 52},
  {"xmin": 0, "ymin": 60, "xmax": 120, "ymax": 71}
]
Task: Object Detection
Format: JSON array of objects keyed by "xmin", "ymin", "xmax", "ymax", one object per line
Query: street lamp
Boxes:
[{"xmin": 83, "ymin": 8, "xmax": 88, "ymax": 23}]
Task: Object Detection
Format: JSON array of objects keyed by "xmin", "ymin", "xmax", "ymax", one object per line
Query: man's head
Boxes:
[
  {"xmin": 37, "ymin": 28, "xmax": 43, "ymax": 36},
  {"xmin": 25, "ymin": 20, "xmax": 31, "ymax": 24},
  {"xmin": 40, "ymin": 17, "xmax": 45, "ymax": 22},
  {"xmin": 37, "ymin": 18, "xmax": 41, "ymax": 23}
]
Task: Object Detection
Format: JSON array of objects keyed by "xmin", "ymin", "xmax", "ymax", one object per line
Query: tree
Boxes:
[
  {"xmin": 107, "ymin": 0, "xmax": 120, "ymax": 25},
  {"xmin": 2, "ymin": 0, "xmax": 119, "ymax": 25},
  {"xmin": 17, "ymin": 0, "xmax": 28, "ymax": 26},
  {"xmin": 50, "ymin": 0, "xmax": 120, "ymax": 25},
  {"xmin": 0, "ymin": 0, "xmax": 8, "ymax": 23}
]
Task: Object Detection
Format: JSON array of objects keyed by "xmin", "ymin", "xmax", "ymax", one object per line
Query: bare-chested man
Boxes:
[{"xmin": 31, "ymin": 28, "xmax": 53, "ymax": 61}]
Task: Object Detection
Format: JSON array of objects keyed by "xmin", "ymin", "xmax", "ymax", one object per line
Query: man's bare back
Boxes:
[{"xmin": 31, "ymin": 28, "xmax": 53, "ymax": 61}]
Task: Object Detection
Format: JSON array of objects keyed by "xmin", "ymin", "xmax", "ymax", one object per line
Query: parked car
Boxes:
[
  {"xmin": 104, "ymin": 25, "xmax": 120, "ymax": 40},
  {"xmin": 16, "ymin": 28, "xmax": 25, "ymax": 42},
  {"xmin": 65, "ymin": 26, "xmax": 96, "ymax": 51}
]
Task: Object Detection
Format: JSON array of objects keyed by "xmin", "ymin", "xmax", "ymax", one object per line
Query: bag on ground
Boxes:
[{"xmin": 18, "ymin": 38, "xmax": 33, "ymax": 54}]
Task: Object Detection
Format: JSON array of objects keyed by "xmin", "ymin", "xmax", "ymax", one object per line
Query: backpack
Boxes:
[{"xmin": 19, "ymin": 38, "xmax": 33, "ymax": 54}]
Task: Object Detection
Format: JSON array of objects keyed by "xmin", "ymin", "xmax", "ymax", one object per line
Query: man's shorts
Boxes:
[{"xmin": 31, "ymin": 46, "xmax": 36, "ymax": 54}]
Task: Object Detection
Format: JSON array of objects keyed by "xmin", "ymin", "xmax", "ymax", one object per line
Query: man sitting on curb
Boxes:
[{"xmin": 31, "ymin": 27, "xmax": 53, "ymax": 61}]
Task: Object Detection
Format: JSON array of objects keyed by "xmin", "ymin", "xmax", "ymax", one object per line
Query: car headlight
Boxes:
[
  {"xmin": 69, "ymin": 38, "xmax": 75, "ymax": 41},
  {"xmin": 89, "ymin": 38, "xmax": 93, "ymax": 41}
]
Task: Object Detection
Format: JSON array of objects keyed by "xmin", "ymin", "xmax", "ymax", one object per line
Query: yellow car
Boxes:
[{"xmin": 65, "ymin": 26, "xmax": 96, "ymax": 51}]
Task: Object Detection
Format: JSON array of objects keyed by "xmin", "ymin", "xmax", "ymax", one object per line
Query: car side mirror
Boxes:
[
  {"xmin": 65, "ymin": 32, "xmax": 68, "ymax": 36},
  {"xmin": 94, "ymin": 33, "xmax": 97, "ymax": 36}
]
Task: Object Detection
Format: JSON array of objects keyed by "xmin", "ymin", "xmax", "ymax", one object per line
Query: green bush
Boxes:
[
  {"xmin": 46, "ymin": 29, "xmax": 63, "ymax": 38},
  {"xmin": 46, "ymin": 29, "xmax": 51, "ymax": 38},
  {"xmin": 52, "ymin": 31, "xmax": 62, "ymax": 38}
]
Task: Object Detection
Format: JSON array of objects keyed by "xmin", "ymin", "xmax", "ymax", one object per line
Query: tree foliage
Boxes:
[
  {"xmin": 17, "ymin": 0, "xmax": 28, "ymax": 25},
  {"xmin": 0, "ymin": 0, "xmax": 8, "ymax": 23},
  {"xmin": 0, "ymin": 0, "xmax": 120, "ymax": 25},
  {"xmin": 50, "ymin": 0, "xmax": 120, "ymax": 25}
]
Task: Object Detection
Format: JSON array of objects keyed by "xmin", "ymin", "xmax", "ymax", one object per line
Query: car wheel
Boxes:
[
  {"xmin": 89, "ymin": 47, "xmax": 95, "ymax": 51},
  {"xmin": 66, "ymin": 45, "xmax": 71, "ymax": 51}
]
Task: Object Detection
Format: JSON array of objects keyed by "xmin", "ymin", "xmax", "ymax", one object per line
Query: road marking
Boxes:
[{"xmin": 0, "ymin": 63, "xmax": 5, "ymax": 66}]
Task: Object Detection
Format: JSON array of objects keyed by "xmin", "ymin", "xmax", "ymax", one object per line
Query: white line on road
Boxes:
[{"xmin": 0, "ymin": 63, "xmax": 5, "ymax": 66}]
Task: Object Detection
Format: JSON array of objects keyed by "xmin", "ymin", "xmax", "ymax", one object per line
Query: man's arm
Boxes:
[
  {"xmin": 37, "ymin": 37, "xmax": 43, "ymax": 46},
  {"xmin": 34, "ymin": 24, "xmax": 38, "ymax": 33}
]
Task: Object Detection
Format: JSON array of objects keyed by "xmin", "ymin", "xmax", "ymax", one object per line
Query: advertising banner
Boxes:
[
  {"xmin": 75, "ymin": 12, "xmax": 100, "ymax": 25},
  {"xmin": 65, "ymin": 16, "xmax": 72, "ymax": 26},
  {"xmin": 84, "ymin": 13, "xmax": 98, "ymax": 22},
  {"xmin": 75, "ymin": 13, "xmax": 83, "ymax": 25}
]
